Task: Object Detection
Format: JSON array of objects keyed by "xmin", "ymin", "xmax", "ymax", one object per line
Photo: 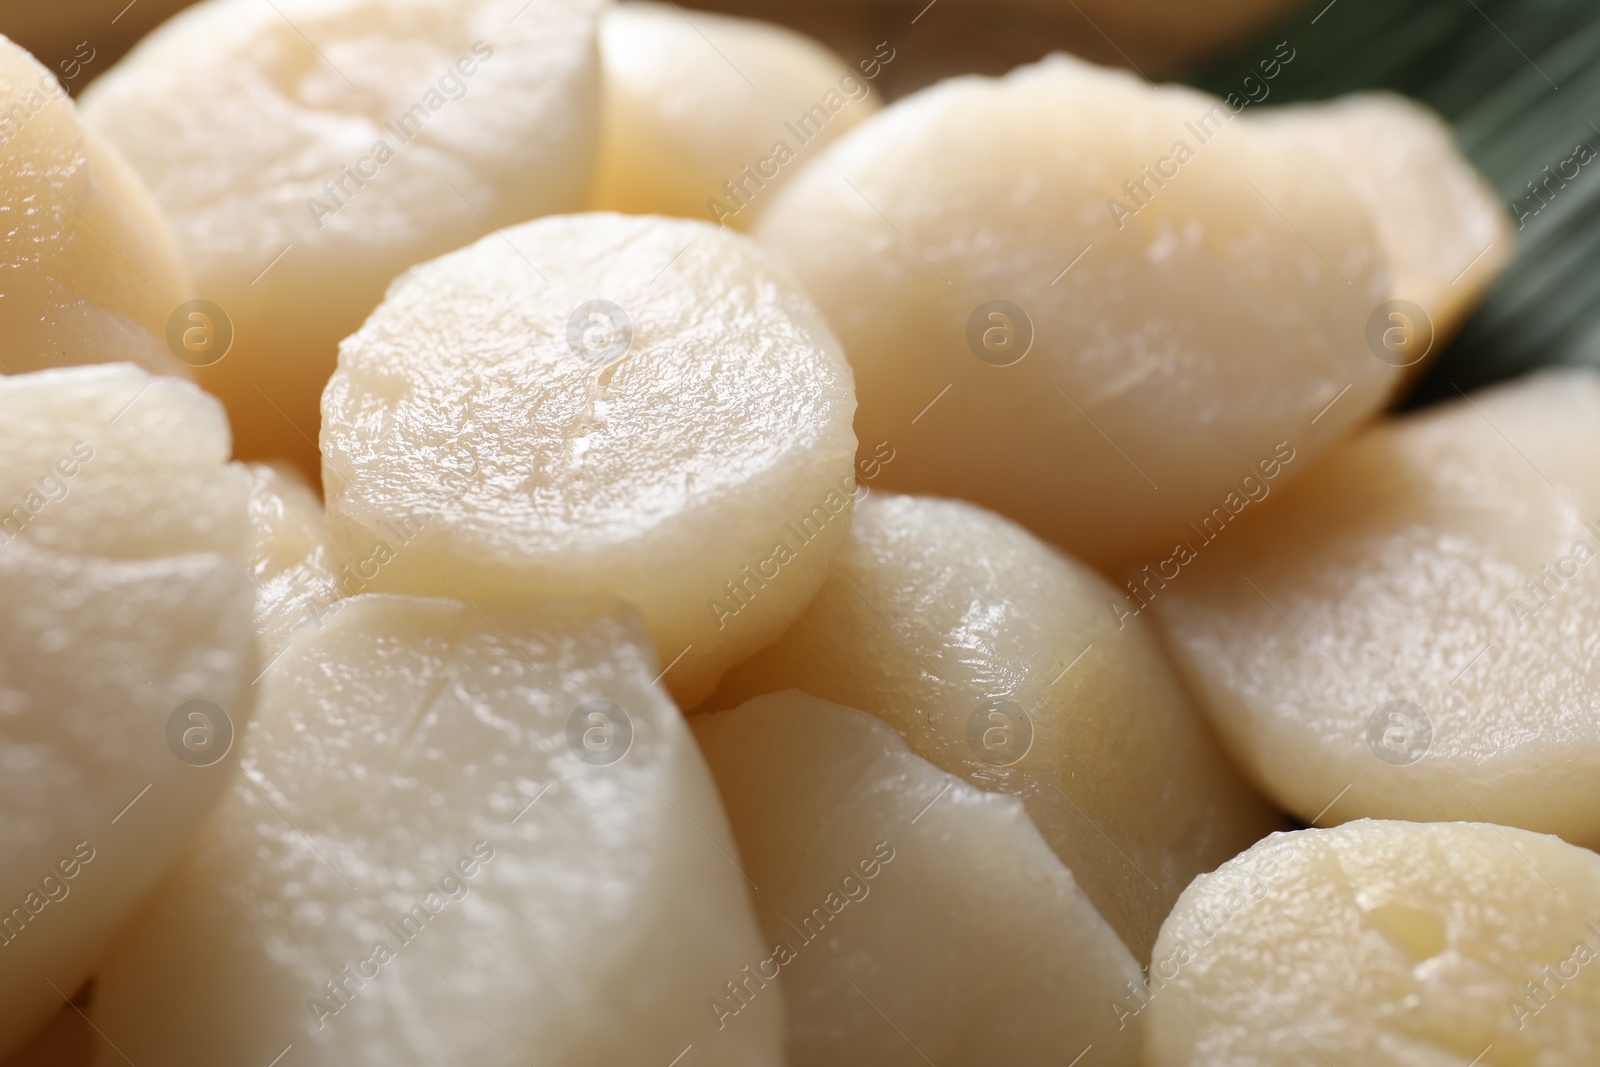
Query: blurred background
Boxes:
[
  {"xmin": 722, "ymin": 0, "xmax": 1600, "ymax": 411},
  {"xmin": 7, "ymin": 0, "xmax": 1589, "ymax": 411}
]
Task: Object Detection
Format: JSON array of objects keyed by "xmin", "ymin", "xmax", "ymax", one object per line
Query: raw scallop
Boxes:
[
  {"xmin": 0, "ymin": 364, "xmax": 254, "ymax": 1057},
  {"xmin": 1151, "ymin": 369, "xmax": 1600, "ymax": 848},
  {"xmin": 322, "ymin": 212, "xmax": 857, "ymax": 706},
  {"xmin": 0, "ymin": 37, "xmax": 191, "ymax": 378},
  {"xmin": 90, "ymin": 594, "xmax": 781, "ymax": 1067},
  {"xmin": 696, "ymin": 690, "xmax": 1144, "ymax": 1067},
  {"xmin": 756, "ymin": 53, "xmax": 1396, "ymax": 567},
  {"xmin": 708, "ymin": 491, "xmax": 1279, "ymax": 959},
  {"xmin": 590, "ymin": 1, "xmax": 876, "ymax": 227},
  {"xmin": 80, "ymin": 0, "xmax": 605, "ymax": 478},
  {"xmin": 1146, "ymin": 820, "xmax": 1600, "ymax": 1067}
]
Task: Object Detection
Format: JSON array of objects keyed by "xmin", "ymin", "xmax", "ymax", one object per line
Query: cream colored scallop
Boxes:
[
  {"xmin": 756, "ymin": 53, "xmax": 1396, "ymax": 568},
  {"xmin": 0, "ymin": 364, "xmax": 251, "ymax": 560},
  {"xmin": 706, "ymin": 492, "xmax": 1278, "ymax": 960},
  {"xmin": 90, "ymin": 594, "xmax": 781, "ymax": 1067},
  {"xmin": 322, "ymin": 212, "xmax": 857, "ymax": 706},
  {"xmin": 1146, "ymin": 820, "xmax": 1600, "ymax": 1067},
  {"xmin": 0, "ymin": 36, "xmax": 191, "ymax": 379},
  {"xmin": 1253, "ymin": 92, "xmax": 1513, "ymax": 356},
  {"xmin": 0, "ymin": 364, "xmax": 254, "ymax": 1058},
  {"xmin": 1151, "ymin": 369, "xmax": 1600, "ymax": 848},
  {"xmin": 80, "ymin": 0, "xmax": 604, "ymax": 479},
  {"xmin": 591, "ymin": 2, "xmax": 877, "ymax": 228},
  {"xmin": 242, "ymin": 463, "xmax": 342, "ymax": 656},
  {"xmin": 695, "ymin": 690, "xmax": 1144, "ymax": 1067}
]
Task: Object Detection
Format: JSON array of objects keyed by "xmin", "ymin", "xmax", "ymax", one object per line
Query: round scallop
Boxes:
[
  {"xmin": 79, "ymin": 0, "xmax": 604, "ymax": 478},
  {"xmin": 242, "ymin": 463, "xmax": 341, "ymax": 656},
  {"xmin": 1150, "ymin": 369, "xmax": 1600, "ymax": 848},
  {"xmin": 0, "ymin": 365, "xmax": 254, "ymax": 1058},
  {"xmin": 695, "ymin": 690, "xmax": 1144, "ymax": 1067},
  {"xmin": 1146, "ymin": 820, "xmax": 1600, "ymax": 1067},
  {"xmin": 756, "ymin": 52, "xmax": 1393, "ymax": 567},
  {"xmin": 1253, "ymin": 92, "xmax": 1513, "ymax": 354},
  {"xmin": 707, "ymin": 492, "xmax": 1278, "ymax": 960},
  {"xmin": 322, "ymin": 212, "xmax": 858, "ymax": 706},
  {"xmin": 89, "ymin": 594, "xmax": 781, "ymax": 1067},
  {"xmin": 0, "ymin": 364, "xmax": 250, "ymax": 560},
  {"xmin": 590, "ymin": 2, "xmax": 878, "ymax": 228},
  {"xmin": 0, "ymin": 36, "xmax": 191, "ymax": 379}
]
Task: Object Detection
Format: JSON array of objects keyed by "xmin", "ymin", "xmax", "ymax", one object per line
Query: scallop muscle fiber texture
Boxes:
[
  {"xmin": 696, "ymin": 691, "xmax": 1145, "ymax": 1067},
  {"xmin": 0, "ymin": 364, "xmax": 254, "ymax": 1058},
  {"xmin": 89, "ymin": 594, "xmax": 782, "ymax": 1067},
  {"xmin": 322, "ymin": 212, "xmax": 858, "ymax": 706},
  {"xmin": 1146, "ymin": 820, "xmax": 1600, "ymax": 1067},
  {"xmin": 1252, "ymin": 91, "xmax": 1512, "ymax": 356},
  {"xmin": 756, "ymin": 53, "xmax": 1393, "ymax": 568},
  {"xmin": 242, "ymin": 463, "xmax": 342, "ymax": 656},
  {"xmin": 0, "ymin": 36, "xmax": 191, "ymax": 379},
  {"xmin": 707, "ymin": 492, "xmax": 1281, "ymax": 960},
  {"xmin": 590, "ymin": 1, "xmax": 877, "ymax": 227},
  {"xmin": 1152, "ymin": 369, "xmax": 1600, "ymax": 848},
  {"xmin": 79, "ymin": 0, "xmax": 604, "ymax": 479}
]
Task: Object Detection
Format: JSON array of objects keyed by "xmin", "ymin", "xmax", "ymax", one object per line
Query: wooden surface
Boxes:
[
  {"xmin": 0, "ymin": 0, "xmax": 191, "ymax": 88},
  {"xmin": 0, "ymin": 0, "xmax": 1304, "ymax": 98},
  {"xmin": 693, "ymin": 0, "xmax": 1303, "ymax": 96}
]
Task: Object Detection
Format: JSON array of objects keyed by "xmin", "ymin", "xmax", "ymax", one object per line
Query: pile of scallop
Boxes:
[{"xmin": 4, "ymin": 1, "xmax": 1598, "ymax": 1065}]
